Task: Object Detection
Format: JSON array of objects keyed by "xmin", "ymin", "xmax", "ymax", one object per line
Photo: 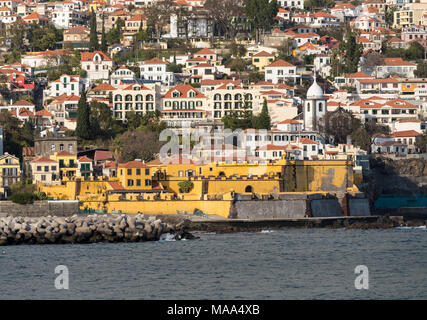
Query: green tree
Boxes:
[
  {"xmin": 89, "ymin": 9, "xmax": 99, "ymax": 51},
  {"xmin": 415, "ymin": 129, "xmax": 427, "ymax": 153},
  {"xmin": 89, "ymin": 100, "xmax": 112, "ymax": 138},
  {"xmin": 254, "ymin": 98, "xmax": 271, "ymax": 130},
  {"xmin": 343, "ymin": 27, "xmax": 362, "ymax": 74},
  {"xmin": 245, "ymin": 0, "xmax": 279, "ymax": 43},
  {"xmin": 304, "ymin": 0, "xmax": 335, "ymax": 11},
  {"xmin": 415, "ymin": 61, "xmax": 427, "ymax": 78},
  {"xmin": 75, "ymin": 89, "xmax": 91, "ymax": 140},
  {"xmin": 101, "ymin": 14, "xmax": 107, "ymax": 52}
]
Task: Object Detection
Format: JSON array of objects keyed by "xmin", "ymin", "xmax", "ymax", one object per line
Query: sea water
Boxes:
[{"xmin": 0, "ymin": 228, "xmax": 425, "ymax": 299}]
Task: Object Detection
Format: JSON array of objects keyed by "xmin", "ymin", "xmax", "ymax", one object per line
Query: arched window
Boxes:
[
  {"xmin": 318, "ymin": 102, "xmax": 323, "ymax": 112},
  {"xmin": 307, "ymin": 102, "xmax": 310, "ymax": 112},
  {"xmin": 218, "ymin": 171, "xmax": 226, "ymax": 177},
  {"xmin": 224, "ymin": 94, "xmax": 232, "ymax": 101},
  {"xmin": 146, "ymin": 94, "xmax": 153, "ymax": 101},
  {"xmin": 245, "ymin": 93, "xmax": 253, "ymax": 100},
  {"xmin": 214, "ymin": 94, "xmax": 221, "ymax": 101},
  {"xmin": 114, "ymin": 95, "xmax": 122, "ymax": 101},
  {"xmin": 245, "ymin": 185, "xmax": 253, "ymax": 193},
  {"xmin": 125, "ymin": 95, "xmax": 132, "ymax": 101},
  {"xmin": 234, "ymin": 94, "xmax": 242, "ymax": 100},
  {"xmin": 135, "ymin": 94, "xmax": 143, "ymax": 101}
]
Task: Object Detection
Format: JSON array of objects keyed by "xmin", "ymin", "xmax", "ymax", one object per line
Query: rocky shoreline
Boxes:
[
  {"xmin": 0, "ymin": 214, "xmax": 180, "ymax": 246},
  {"xmin": 1, "ymin": 214, "xmax": 424, "ymax": 245}
]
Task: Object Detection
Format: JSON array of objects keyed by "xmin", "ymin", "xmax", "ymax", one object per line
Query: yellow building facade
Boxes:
[
  {"xmin": 0, "ymin": 153, "xmax": 21, "ymax": 198},
  {"xmin": 38, "ymin": 158, "xmax": 359, "ymax": 218}
]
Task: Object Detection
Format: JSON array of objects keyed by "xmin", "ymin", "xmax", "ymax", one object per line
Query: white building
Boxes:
[
  {"xmin": 110, "ymin": 66, "xmax": 136, "ymax": 87},
  {"xmin": 81, "ymin": 51, "xmax": 114, "ymax": 81},
  {"xmin": 45, "ymin": 74, "xmax": 85, "ymax": 98},
  {"xmin": 140, "ymin": 57, "xmax": 175, "ymax": 86},
  {"xmin": 265, "ymin": 59, "xmax": 299, "ymax": 84},
  {"xmin": 303, "ymin": 77, "xmax": 326, "ymax": 131}
]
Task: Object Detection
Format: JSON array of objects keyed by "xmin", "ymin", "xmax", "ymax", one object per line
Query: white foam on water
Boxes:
[
  {"xmin": 159, "ymin": 233, "xmax": 176, "ymax": 241},
  {"xmin": 260, "ymin": 230, "xmax": 274, "ymax": 233},
  {"xmin": 396, "ymin": 226, "xmax": 426, "ymax": 230}
]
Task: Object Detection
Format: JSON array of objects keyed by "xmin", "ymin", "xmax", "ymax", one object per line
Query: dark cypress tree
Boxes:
[
  {"xmin": 89, "ymin": 9, "xmax": 98, "ymax": 51},
  {"xmin": 255, "ymin": 98, "xmax": 271, "ymax": 130},
  {"xmin": 76, "ymin": 88, "xmax": 91, "ymax": 140},
  {"xmin": 101, "ymin": 14, "xmax": 107, "ymax": 52}
]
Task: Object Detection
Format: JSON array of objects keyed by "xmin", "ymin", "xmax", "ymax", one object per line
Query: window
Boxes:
[
  {"xmin": 127, "ymin": 169, "xmax": 132, "ymax": 175},
  {"xmin": 136, "ymin": 179, "xmax": 141, "ymax": 186},
  {"xmin": 128, "ymin": 179, "xmax": 134, "ymax": 187},
  {"xmin": 145, "ymin": 168, "xmax": 150, "ymax": 175},
  {"xmin": 136, "ymin": 169, "xmax": 141, "ymax": 175},
  {"xmin": 37, "ymin": 166, "xmax": 42, "ymax": 171},
  {"xmin": 145, "ymin": 179, "xmax": 151, "ymax": 186}
]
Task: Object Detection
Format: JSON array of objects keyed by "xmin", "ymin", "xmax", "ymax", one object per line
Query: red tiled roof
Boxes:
[
  {"xmin": 300, "ymin": 138, "xmax": 317, "ymax": 144},
  {"xmin": 32, "ymin": 157, "xmax": 56, "ymax": 163},
  {"xmin": 118, "ymin": 160, "xmax": 147, "ymax": 168},
  {"xmin": 56, "ymin": 150, "xmax": 75, "ymax": 156},
  {"xmin": 108, "ymin": 181, "xmax": 124, "ymax": 190},
  {"xmin": 81, "ymin": 51, "xmax": 112, "ymax": 62},
  {"xmin": 78, "ymin": 156, "xmax": 92, "ymax": 162},
  {"xmin": 266, "ymin": 59, "xmax": 295, "ymax": 68},
  {"xmin": 253, "ymin": 51, "xmax": 274, "ymax": 57},
  {"xmin": 144, "ymin": 57, "xmax": 169, "ymax": 65},
  {"xmin": 92, "ymin": 83, "xmax": 116, "ymax": 91},
  {"xmin": 163, "ymin": 84, "xmax": 206, "ymax": 99},
  {"xmin": 94, "ymin": 150, "xmax": 113, "ymax": 162},
  {"xmin": 391, "ymin": 130, "xmax": 420, "ymax": 137}
]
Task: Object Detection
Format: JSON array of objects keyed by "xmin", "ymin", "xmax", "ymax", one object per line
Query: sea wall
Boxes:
[
  {"xmin": 231, "ymin": 193, "xmax": 370, "ymax": 219},
  {"xmin": 0, "ymin": 200, "xmax": 79, "ymax": 218},
  {"xmin": 0, "ymin": 214, "xmax": 173, "ymax": 245}
]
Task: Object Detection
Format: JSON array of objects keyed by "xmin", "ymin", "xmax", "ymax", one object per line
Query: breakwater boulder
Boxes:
[{"xmin": 0, "ymin": 214, "xmax": 176, "ymax": 246}]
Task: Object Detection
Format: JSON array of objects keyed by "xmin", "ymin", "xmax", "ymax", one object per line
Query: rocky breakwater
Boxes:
[{"xmin": 0, "ymin": 214, "xmax": 176, "ymax": 245}]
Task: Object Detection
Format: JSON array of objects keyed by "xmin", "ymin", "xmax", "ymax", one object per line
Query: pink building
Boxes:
[{"xmin": 401, "ymin": 25, "xmax": 427, "ymax": 42}]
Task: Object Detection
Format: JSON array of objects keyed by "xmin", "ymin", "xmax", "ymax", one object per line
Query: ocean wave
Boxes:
[
  {"xmin": 260, "ymin": 230, "xmax": 274, "ymax": 233},
  {"xmin": 395, "ymin": 226, "xmax": 426, "ymax": 230}
]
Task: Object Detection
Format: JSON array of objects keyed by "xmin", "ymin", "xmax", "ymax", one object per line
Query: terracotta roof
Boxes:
[
  {"xmin": 78, "ymin": 156, "xmax": 92, "ymax": 162},
  {"xmin": 92, "ymin": 83, "xmax": 116, "ymax": 91},
  {"xmin": 36, "ymin": 109, "xmax": 54, "ymax": 117},
  {"xmin": 94, "ymin": 150, "xmax": 113, "ymax": 162},
  {"xmin": 23, "ymin": 146, "xmax": 35, "ymax": 157},
  {"xmin": 118, "ymin": 160, "xmax": 147, "ymax": 168},
  {"xmin": 144, "ymin": 57, "xmax": 169, "ymax": 65},
  {"xmin": 164, "ymin": 84, "xmax": 206, "ymax": 99},
  {"xmin": 300, "ymin": 138, "xmax": 317, "ymax": 144},
  {"xmin": 32, "ymin": 157, "xmax": 57, "ymax": 163},
  {"xmin": 252, "ymin": 51, "xmax": 274, "ymax": 57},
  {"xmin": 195, "ymin": 48, "xmax": 215, "ymax": 55},
  {"xmin": 108, "ymin": 181, "xmax": 124, "ymax": 190},
  {"xmin": 64, "ymin": 26, "xmax": 90, "ymax": 34},
  {"xmin": 391, "ymin": 130, "xmax": 420, "ymax": 137},
  {"xmin": 266, "ymin": 59, "xmax": 296, "ymax": 68},
  {"xmin": 56, "ymin": 150, "xmax": 75, "ymax": 156},
  {"xmin": 81, "ymin": 51, "xmax": 112, "ymax": 62},
  {"xmin": 279, "ymin": 119, "xmax": 301, "ymax": 124},
  {"xmin": 382, "ymin": 58, "xmax": 416, "ymax": 66}
]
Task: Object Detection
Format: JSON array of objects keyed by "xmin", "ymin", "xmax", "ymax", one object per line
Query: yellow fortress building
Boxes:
[{"xmin": 38, "ymin": 156, "xmax": 364, "ymax": 218}]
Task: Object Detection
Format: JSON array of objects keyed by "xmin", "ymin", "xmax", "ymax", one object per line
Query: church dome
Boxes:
[{"xmin": 306, "ymin": 77, "xmax": 324, "ymax": 99}]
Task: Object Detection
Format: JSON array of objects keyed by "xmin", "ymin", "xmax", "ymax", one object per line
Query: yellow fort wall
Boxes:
[{"xmin": 38, "ymin": 159, "xmax": 359, "ymax": 216}]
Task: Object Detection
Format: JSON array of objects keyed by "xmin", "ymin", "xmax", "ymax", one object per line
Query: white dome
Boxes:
[{"xmin": 307, "ymin": 78, "xmax": 324, "ymax": 99}]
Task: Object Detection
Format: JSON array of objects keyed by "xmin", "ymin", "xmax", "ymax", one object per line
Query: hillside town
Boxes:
[{"xmin": 0, "ymin": 0, "xmax": 425, "ymax": 210}]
